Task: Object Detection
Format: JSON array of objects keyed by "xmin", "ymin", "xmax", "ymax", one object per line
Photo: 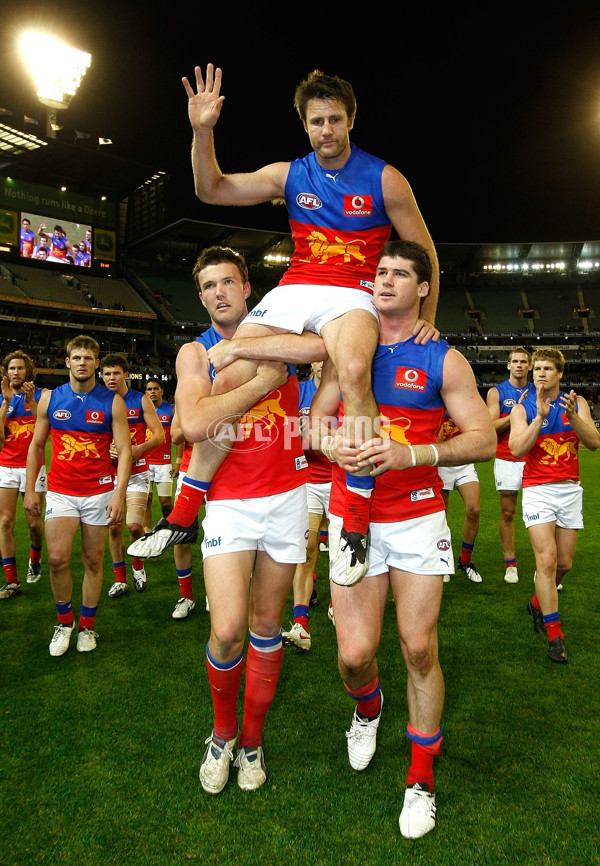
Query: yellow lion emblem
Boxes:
[{"xmin": 58, "ymin": 434, "xmax": 100, "ymax": 461}]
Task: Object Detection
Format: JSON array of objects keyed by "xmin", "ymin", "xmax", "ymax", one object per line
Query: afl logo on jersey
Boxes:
[
  {"xmin": 437, "ymin": 539, "xmax": 451, "ymax": 551},
  {"xmin": 296, "ymin": 193, "xmax": 322, "ymax": 210},
  {"xmin": 53, "ymin": 409, "xmax": 72, "ymax": 420},
  {"xmin": 503, "ymin": 399, "xmax": 516, "ymax": 408}
]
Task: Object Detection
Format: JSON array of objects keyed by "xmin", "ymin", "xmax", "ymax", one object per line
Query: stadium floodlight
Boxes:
[{"xmin": 20, "ymin": 32, "xmax": 91, "ymax": 138}]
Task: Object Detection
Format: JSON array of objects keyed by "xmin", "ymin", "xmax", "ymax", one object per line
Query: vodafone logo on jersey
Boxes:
[
  {"xmin": 296, "ymin": 192, "xmax": 322, "ymax": 210},
  {"xmin": 86, "ymin": 410, "xmax": 105, "ymax": 424},
  {"xmin": 344, "ymin": 194, "xmax": 373, "ymax": 216},
  {"xmin": 394, "ymin": 367, "xmax": 427, "ymax": 392},
  {"xmin": 127, "ymin": 408, "xmax": 140, "ymax": 420},
  {"xmin": 53, "ymin": 409, "xmax": 71, "ymax": 421}
]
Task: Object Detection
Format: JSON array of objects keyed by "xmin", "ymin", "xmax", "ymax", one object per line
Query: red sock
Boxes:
[
  {"xmin": 56, "ymin": 600, "xmax": 74, "ymax": 627},
  {"xmin": 531, "ymin": 594, "xmax": 541, "ymax": 611},
  {"xmin": 406, "ymin": 724, "xmax": 443, "ymax": 790},
  {"xmin": 543, "ymin": 613, "xmax": 564, "ymax": 642},
  {"xmin": 459, "ymin": 541, "xmax": 474, "ymax": 564},
  {"xmin": 206, "ymin": 647, "xmax": 244, "ymax": 742},
  {"xmin": 239, "ymin": 636, "xmax": 283, "ymax": 747},
  {"xmin": 112, "ymin": 561, "xmax": 127, "ymax": 584},
  {"xmin": 345, "ymin": 676, "xmax": 381, "ymax": 719},
  {"xmin": 168, "ymin": 478, "xmax": 209, "ymax": 526},
  {"xmin": 79, "ymin": 604, "xmax": 97, "ymax": 631},
  {"xmin": 343, "ymin": 484, "xmax": 374, "ymax": 535},
  {"xmin": 2, "ymin": 558, "xmax": 17, "ymax": 584},
  {"xmin": 177, "ymin": 570, "xmax": 194, "ymax": 600},
  {"xmin": 30, "ymin": 545, "xmax": 42, "ymax": 565}
]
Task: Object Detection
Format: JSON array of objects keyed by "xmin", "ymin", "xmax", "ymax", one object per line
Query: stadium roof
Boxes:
[
  {"xmin": 0, "ymin": 125, "xmax": 159, "ymax": 201},
  {"xmin": 127, "ymin": 218, "xmax": 600, "ymax": 282}
]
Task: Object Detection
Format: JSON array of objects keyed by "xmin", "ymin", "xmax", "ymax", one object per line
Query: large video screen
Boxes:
[{"xmin": 19, "ymin": 212, "xmax": 92, "ymax": 268}]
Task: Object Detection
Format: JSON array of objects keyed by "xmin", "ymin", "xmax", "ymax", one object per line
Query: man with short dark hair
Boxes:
[
  {"xmin": 311, "ymin": 240, "xmax": 495, "ymax": 838},
  {"xmin": 20, "ymin": 219, "xmax": 35, "ymax": 258}
]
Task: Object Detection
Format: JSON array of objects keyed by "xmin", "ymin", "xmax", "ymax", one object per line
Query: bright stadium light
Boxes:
[{"xmin": 20, "ymin": 32, "xmax": 91, "ymax": 138}]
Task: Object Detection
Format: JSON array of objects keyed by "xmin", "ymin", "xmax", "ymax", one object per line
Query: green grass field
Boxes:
[{"xmin": 1, "ymin": 454, "xmax": 599, "ymax": 865}]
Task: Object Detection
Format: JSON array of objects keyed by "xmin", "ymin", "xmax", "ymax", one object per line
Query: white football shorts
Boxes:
[
  {"xmin": 44, "ymin": 489, "xmax": 114, "ymax": 525},
  {"xmin": 438, "ymin": 463, "xmax": 479, "ymax": 491},
  {"xmin": 241, "ymin": 284, "xmax": 378, "ymax": 336},
  {"xmin": 306, "ymin": 480, "xmax": 331, "ymax": 516},
  {"xmin": 0, "ymin": 465, "xmax": 47, "ymax": 493},
  {"xmin": 522, "ymin": 481, "xmax": 583, "ymax": 530},
  {"xmin": 328, "ymin": 509, "xmax": 454, "ymax": 578},
  {"xmin": 202, "ymin": 485, "xmax": 309, "ymax": 563},
  {"xmin": 494, "ymin": 457, "xmax": 525, "ymax": 492}
]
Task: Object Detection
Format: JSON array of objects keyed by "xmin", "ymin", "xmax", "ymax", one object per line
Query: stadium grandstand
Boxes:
[{"xmin": 1, "ymin": 122, "xmax": 599, "ymax": 419}]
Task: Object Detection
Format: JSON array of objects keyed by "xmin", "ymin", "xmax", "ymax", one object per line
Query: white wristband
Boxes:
[
  {"xmin": 407, "ymin": 444, "xmax": 417, "ymax": 467},
  {"xmin": 321, "ymin": 434, "xmax": 336, "ymax": 463},
  {"xmin": 430, "ymin": 444, "xmax": 439, "ymax": 466}
]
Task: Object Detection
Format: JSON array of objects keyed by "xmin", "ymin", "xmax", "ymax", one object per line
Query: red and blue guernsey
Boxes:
[
  {"xmin": 50, "ymin": 233, "xmax": 69, "ymax": 259},
  {"xmin": 121, "ymin": 389, "xmax": 149, "ymax": 476},
  {"xmin": 494, "ymin": 379, "xmax": 531, "ymax": 461},
  {"xmin": 330, "ymin": 337, "xmax": 449, "ymax": 523},
  {"xmin": 20, "ymin": 228, "xmax": 35, "ymax": 258},
  {"xmin": 47, "ymin": 383, "xmax": 115, "ymax": 496},
  {"xmin": 146, "ymin": 401, "xmax": 174, "ymax": 466},
  {"xmin": 197, "ymin": 326, "xmax": 308, "ymax": 500},
  {"xmin": 521, "ymin": 395, "xmax": 580, "ymax": 487},
  {"xmin": 0, "ymin": 388, "xmax": 44, "ymax": 468},
  {"xmin": 298, "ymin": 376, "xmax": 332, "ymax": 485},
  {"xmin": 280, "ymin": 145, "xmax": 391, "ymax": 293}
]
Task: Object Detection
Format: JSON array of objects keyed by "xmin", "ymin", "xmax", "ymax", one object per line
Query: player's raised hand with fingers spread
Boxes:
[{"xmin": 182, "ymin": 64, "xmax": 225, "ymax": 131}]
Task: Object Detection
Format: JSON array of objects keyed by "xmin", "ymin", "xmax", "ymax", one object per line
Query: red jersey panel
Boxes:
[
  {"xmin": 0, "ymin": 388, "xmax": 44, "ymax": 468},
  {"xmin": 47, "ymin": 383, "xmax": 116, "ymax": 496}
]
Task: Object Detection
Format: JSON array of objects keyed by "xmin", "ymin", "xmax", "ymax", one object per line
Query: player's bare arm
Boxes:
[
  {"xmin": 107, "ymin": 393, "xmax": 132, "ymax": 526},
  {"xmin": 0, "ymin": 377, "xmax": 9, "ymax": 450},
  {"xmin": 169, "ymin": 409, "xmax": 185, "ymax": 474},
  {"xmin": 175, "ymin": 340, "xmax": 288, "ymax": 443},
  {"xmin": 485, "ymin": 386, "xmax": 508, "ymax": 434},
  {"xmin": 24, "ymin": 391, "xmax": 51, "ymax": 516},
  {"xmin": 508, "ymin": 385, "xmax": 549, "ymax": 459},
  {"xmin": 303, "ymin": 357, "xmax": 343, "ymax": 456},
  {"xmin": 382, "ymin": 164, "xmax": 440, "ymax": 330},
  {"xmin": 206, "ymin": 331, "xmax": 327, "ymax": 372},
  {"xmin": 182, "ymin": 63, "xmax": 288, "ymax": 206},
  {"xmin": 170, "ymin": 408, "xmax": 184, "ymax": 447},
  {"xmin": 131, "ymin": 394, "xmax": 165, "ymax": 461}
]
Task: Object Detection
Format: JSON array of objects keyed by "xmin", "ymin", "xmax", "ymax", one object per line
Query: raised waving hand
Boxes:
[{"xmin": 182, "ymin": 64, "xmax": 225, "ymax": 131}]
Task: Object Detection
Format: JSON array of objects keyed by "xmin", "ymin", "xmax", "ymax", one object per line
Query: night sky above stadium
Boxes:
[{"xmin": 2, "ymin": 2, "xmax": 600, "ymax": 244}]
